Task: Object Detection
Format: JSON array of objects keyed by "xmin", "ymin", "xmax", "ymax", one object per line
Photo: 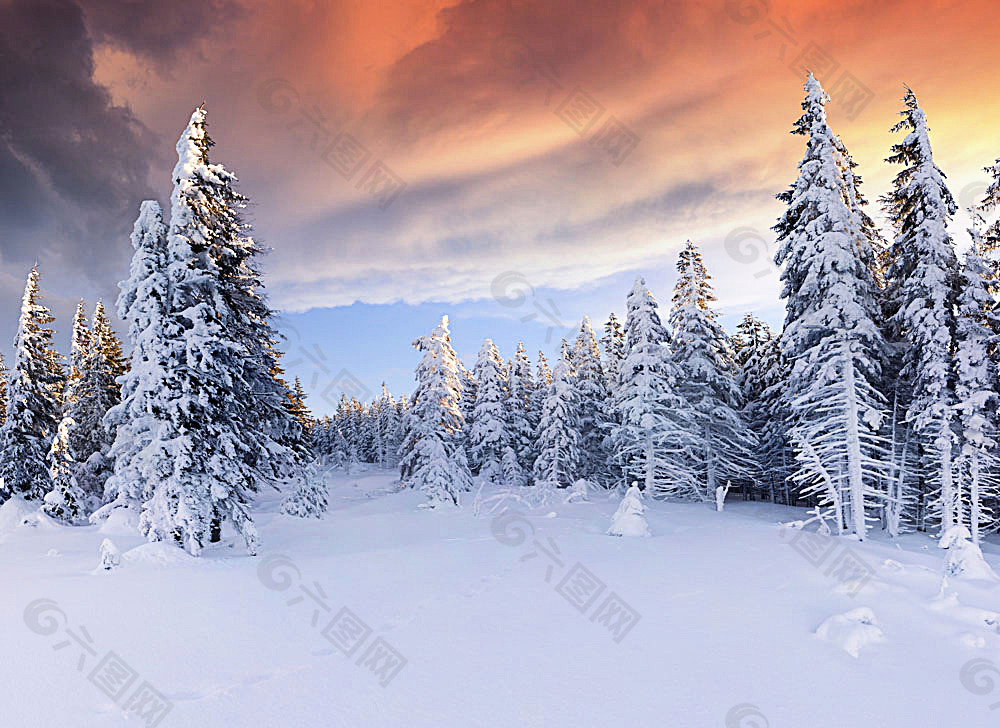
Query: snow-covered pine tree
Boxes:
[
  {"xmin": 598, "ymin": 313, "xmax": 626, "ymax": 488},
  {"xmin": 173, "ymin": 105, "xmax": 310, "ymax": 486},
  {"xmin": 532, "ymin": 350, "xmax": 552, "ymax": 414},
  {"xmin": 532, "ymin": 346, "xmax": 581, "ymax": 488},
  {"xmin": 953, "ymin": 234, "xmax": 1000, "ymax": 544},
  {"xmin": 374, "ymin": 384, "xmax": 401, "ymax": 468},
  {"xmin": 333, "ymin": 394, "xmax": 358, "ymax": 465},
  {"xmin": 399, "ymin": 316, "xmax": 472, "ymax": 505},
  {"xmin": 0, "ymin": 352, "xmax": 7, "ymax": 427},
  {"xmin": 66, "ymin": 300, "xmax": 90, "ymax": 401},
  {"xmin": 102, "ymin": 201, "xmax": 173, "ymax": 519},
  {"xmin": 505, "ymin": 342, "xmax": 535, "ymax": 472},
  {"xmin": 972, "ymin": 155, "xmax": 1000, "ymax": 288},
  {"xmin": 287, "ymin": 377, "xmax": 313, "ymax": 440},
  {"xmin": 600, "ymin": 312, "xmax": 626, "ymax": 388},
  {"xmin": 881, "ymin": 87, "xmax": 961, "ymax": 534},
  {"xmin": 733, "ymin": 314, "xmax": 785, "ymax": 501},
  {"xmin": 280, "ymin": 460, "xmax": 329, "ymax": 518},
  {"xmin": 573, "ymin": 316, "xmax": 611, "ymax": 484},
  {"xmin": 41, "ymin": 415, "xmax": 86, "ymax": 523},
  {"xmin": 774, "ymin": 74, "xmax": 889, "ymax": 539},
  {"xmin": 458, "ymin": 361, "xmax": 477, "ymax": 463},
  {"xmin": 608, "ymin": 483, "xmax": 650, "ymax": 537},
  {"xmin": 610, "ymin": 277, "xmax": 698, "ymax": 498},
  {"xmin": 0, "ymin": 266, "xmax": 65, "ymax": 502},
  {"xmin": 354, "ymin": 398, "xmax": 376, "ymax": 462},
  {"xmin": 670, "ymin": 241, "xmax": 755, "ymax": 496},
  {"xmin": 469, "ymin": 339, "xmax": 509, "ymax": 481},
  {"xmin": 68, "ymin": 302, "xmax": 126, "ymax": 502}
]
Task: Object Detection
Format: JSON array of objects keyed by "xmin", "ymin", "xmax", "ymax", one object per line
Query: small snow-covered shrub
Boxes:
[{"xmin": 608, "ymin": 484, "xmax": 650, "ymax": 538}]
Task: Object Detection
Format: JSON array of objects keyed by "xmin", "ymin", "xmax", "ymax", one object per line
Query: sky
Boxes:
[{"xmin": 2, "ymin": 0, "xmax": 999, "ymax": 415}]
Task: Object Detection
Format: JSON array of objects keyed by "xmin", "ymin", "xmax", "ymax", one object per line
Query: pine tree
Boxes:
[
  {"xmin": 610, "ymin": 277, "xmax": 698, "ymax": 497},
  {"xmin": 505, "ymin": 342, "xmax": 535, "ymax": 471},
  {"xmin": 280, "ymin": 461, "xmax": 329, "ymax": 518},
  {"xmin": 573, "ymin": 316, "xmax": 611, "ymax": 484},
  {"xmin": 68, "ymin": 302, "xmax": 125, "ymax": 502},
  {"xmin": 66, "ymin": 300, "xmax": 90, "ymax": 400},
  {"xmin": 774, "ymin": 74, "xmax": 889, "ymax": 539},
  {"xmin": 146, "ymin": 107, "xmax": 266, "ymax": 554},
  {"xmin": 0, "ymin": 352, "xmax": 7, "ymax": 427},
  {"xmin": 972, "ymin": 156, "xmax": 1000, "ymax": 287},
  {"xmin": 41, "ymin": 415, "xmax": 86, "ymax": 523},
  {"xmin": 102, "ymin": 201, "xmax": 173, "ymax": 519},
  {"xmin": 469, "ymin": 339, "xmax": 509, "ymax": 480},
  {"xmin": 399, "ymin": 316, "xmax": 472, "ymax": 505},
  {"xmin": 670, "ymin": 241, "xmax": 755, "ymax": 496},
  {"xmin": 0, "ymin": 266, "xmax": 64, "ymax": 502},
  {"xmin": 532, "ymin": 347, "xmax": 581, "ymax": 488},
  {"xmin": 954, "ymin": 235, "xmax": 1000, "ymax": 544},
  {"xmin": 881, "ymin": 87, "xmax": 961, "ymax": 534},
  {"xmin": 374, "ymin": 384, "xmax": 401, "ymax": 468},
  {"xmin": 733, "ymin": 314, "xmax": 784, "ymax": 500},
  {"xmin": 174, "ymin": 105, "xmax": 309, "ymax": 486},
  {"xmin": 600, "ymin": 313, "xmax": 626, "ymax": 388},
  {"xmin": 287, "ymin": 377, "xmax": 313, "ymax": 438}
]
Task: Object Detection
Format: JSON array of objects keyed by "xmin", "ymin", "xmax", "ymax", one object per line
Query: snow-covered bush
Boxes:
[
  {"xmin": 608, "ymin": 484, "xmax": 650, "ymax": 537},
  {"xmin": 940, "ymin": 525, "xmax": 999, "ymax": 582}
]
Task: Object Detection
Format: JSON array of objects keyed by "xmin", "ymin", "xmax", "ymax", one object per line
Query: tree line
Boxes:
[{"xmin": 2, "ymin": 73, "xmax": 998, "ymax": 554}]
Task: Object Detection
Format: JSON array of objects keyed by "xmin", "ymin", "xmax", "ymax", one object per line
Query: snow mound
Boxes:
[
  {"xmin": 565, "ymin": 478, "xmax": 592, "ymax": 503},
  {"xmin": 940, "ymin": 526, "xmax": 999, "ymax": 583},
  {"xmin": 0, "ymin": 496, "xmax": 38, "ymax": 540},
  {"xmin": 815, "ymin": 607, "xmax": 886, "ymax": 658},
  {"xmin": 98, "ymin": 507, "xmax": 140, "ymax": 536},
  {"xmin": 122, "ymin": 542, "xmax": 197, "ymax": 567}
]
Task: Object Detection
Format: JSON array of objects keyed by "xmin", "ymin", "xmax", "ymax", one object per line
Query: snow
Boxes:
[
  {"xmin": 3, "ymin": 466, "xmax": 1000, "ymax": 726},
  {"xmin": 814, "ymin": 607, "xmax": 886, "ymax": 658},
  {"xmin": 0, "ymin": 494, "xmax": 36, "ymax": 541}
]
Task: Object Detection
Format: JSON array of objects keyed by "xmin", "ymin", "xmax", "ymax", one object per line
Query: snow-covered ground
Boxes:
[{"xmin": 3, "ymin": 467, "xmax": 1000, "ymax": 727}]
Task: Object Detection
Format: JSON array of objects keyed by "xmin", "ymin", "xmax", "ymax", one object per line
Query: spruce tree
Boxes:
[
  {"xmin": 505, "ymin": 342, "xmax": 535, "ymax": 473},
  {"xmin": 280, "ymin": 461, "xmax": 329, "ymax": 518},
  {"xmin": 954, "ymin": 235, "xmax": 1000, "ymax": 544},
  {"xmin": 41, "ymin": 415, "xmax": 86, "ymax": 523},
  {"xmin": 399, "ymin": 316, "xmax": 472, "ymax": 505},
  {"xmin": 373, "ymin": 384, "xmax": 401, "ymax": 468},
  {"xmin": 881, "ymin": 87, "xmax": 961, "ymax": 534},
  {"xmin": 972, "ymin": 155, "xmax": 1000, "ymax": 286},
  {"xmin": 774, "ymin": 74, "xmax": 889, "ymax": 538},
  {"xmin": 173, "ymin": 105, "xmax": 309, "ymax": 485},
  {"xmin": 69, "ymin": 302, "xmax": 125, "ymax": 502},
  {"xmin": 532, "ymin": 347, "xmax": 581, "ymax": 488},
  {"xmin": 734, "ymin": 314, "xmax": 784, "ymax": 500},
  {"xmin": 0, "ymin": 266, "xmax": 64, "ymax": 502},
  {"xmin": 66, "ymin": 300, "xmax": 90, "ymax": 401},
  {"xmin": 287, "ymin": 377, "xmax": 313, "ymax": 438},
  {"xmin": 149, "ymin": 107, "xmax": 267, "ymax": 554},
  {"xmin": 0, "ymin": 352, "xmax": 7, "ymax": 427},
  {"xmin": 600, "ymin": 313, "xmax": 626, "ymax": 388},
  {"xmin": 610, "ymin": 277, "xmax": 698, "ymax": 497},
  {"xmin": 670, "ymin": 241, "xmax": 755, "ymax": 496},
  {"xmin": 573, "ymin": 316, "xmax": 611, "ymax": 484},
  {"xmin": 102, "ymin": 201, "xmax": 173, "ymax": 519},
  {"xmin": 469, "ymin": 339, "xmax": 509, "ymax": 480}
]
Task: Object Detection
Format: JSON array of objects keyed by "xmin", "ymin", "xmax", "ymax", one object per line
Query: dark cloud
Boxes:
[
  {"xmin": 0, "ymin": 0, "xmax": 157, "ymax": 280},
  {"xmin": 79, "ymin": 0, "xmax": 247, "ymax": 67}
]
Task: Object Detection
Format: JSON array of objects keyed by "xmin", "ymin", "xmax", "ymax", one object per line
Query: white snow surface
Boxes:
[{"xmin": 3, "ymin": 466, "xmax": 1000, "ymax": 727}]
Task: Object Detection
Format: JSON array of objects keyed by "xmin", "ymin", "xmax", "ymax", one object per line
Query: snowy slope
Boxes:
[{"xmin": 3, "ymin": 468, "xmax": 999, "ymax": 727}]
